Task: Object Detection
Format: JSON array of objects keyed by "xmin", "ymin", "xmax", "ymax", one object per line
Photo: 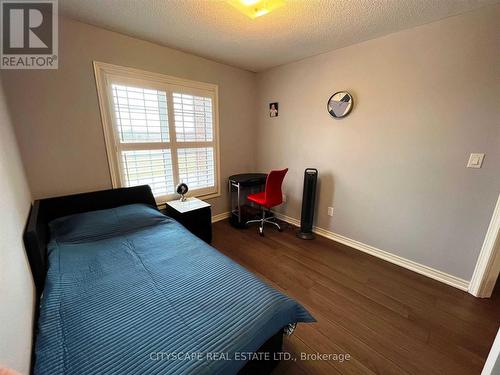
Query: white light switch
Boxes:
[{"xmin": 467, "ymin": 153, "xmax": 485, "ymax": 168}]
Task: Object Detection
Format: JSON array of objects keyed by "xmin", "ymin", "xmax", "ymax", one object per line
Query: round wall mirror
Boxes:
[{"xmin": 327, "ymin": 91, "xmax": 353, "ymax": 118}]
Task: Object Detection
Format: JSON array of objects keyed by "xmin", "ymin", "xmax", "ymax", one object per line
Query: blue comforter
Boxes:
[{"xmin": 35, "ymin": 204, "xmax": 314, "ymax": 374}]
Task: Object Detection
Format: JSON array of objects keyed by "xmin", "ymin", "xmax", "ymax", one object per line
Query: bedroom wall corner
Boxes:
[
  {"xmin": 0, "ymin": 76, "xmax": 35, "ymax": 375},
  {"xmin": 254, "ymin": 5, "xmax": 500, "ymax": 282},
  {"xmin": 0, "ymin": 16, "xmax": 259, "ymax": 216}
]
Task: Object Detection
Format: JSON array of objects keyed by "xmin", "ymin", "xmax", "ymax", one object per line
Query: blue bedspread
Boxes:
[{"xmin": 35, "ymin": 204, "xmax": 314, "ymax": 374}]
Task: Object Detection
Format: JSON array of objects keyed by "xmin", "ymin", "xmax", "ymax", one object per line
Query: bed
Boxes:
[{"xmin": 23, "ymin": 186, "xmax": 314, "ymax": 374}]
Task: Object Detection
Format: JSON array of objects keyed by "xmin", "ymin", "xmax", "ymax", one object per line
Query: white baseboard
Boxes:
[
  {"xmin": 273, "ymin": 212, "xmax": 470, "ymax": 292},
  {"xmin": 212, "ymin": 211, "xmax": 230, "ymax": 223}
]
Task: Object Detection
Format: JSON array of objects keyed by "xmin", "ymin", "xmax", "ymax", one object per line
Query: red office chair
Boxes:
[{"xmin": 246, "ymin": 168, "xmax": 288, "ymax": 236}]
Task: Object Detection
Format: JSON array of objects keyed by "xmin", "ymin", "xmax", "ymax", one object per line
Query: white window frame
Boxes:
[{"xmin": 93, "ymin": 61, "xmax": 221, "ymax": 204}]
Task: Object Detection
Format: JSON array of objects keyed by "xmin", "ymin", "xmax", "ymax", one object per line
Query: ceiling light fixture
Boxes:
[{"xmin": 227, "ymin": 0, "xmax": 284, "ymax": 19}]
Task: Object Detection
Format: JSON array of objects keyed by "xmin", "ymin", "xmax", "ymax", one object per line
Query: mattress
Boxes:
[{"xmin": 34, "ymin": 204, "xmax": 314, "ymax": 374}]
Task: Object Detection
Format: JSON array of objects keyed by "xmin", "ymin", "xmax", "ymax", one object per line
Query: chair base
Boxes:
[{"xmin": 246, "ymin": 209, "xmax": 282, "ymax": 236}]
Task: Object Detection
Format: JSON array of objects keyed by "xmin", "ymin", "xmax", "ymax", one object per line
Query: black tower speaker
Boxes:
[{"xmin": 297, "ymin": 168, "xmax": 318, "ymax": 240}]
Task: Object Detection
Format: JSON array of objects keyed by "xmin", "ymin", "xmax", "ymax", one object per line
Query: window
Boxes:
[{"xmin": 94, "ymin": 62, "xmax": 220, "ymax": 203}]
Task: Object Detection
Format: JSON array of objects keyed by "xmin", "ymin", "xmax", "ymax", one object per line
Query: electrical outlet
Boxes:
[{"xmin": 327, "ymin": 207, "xmax": 334, "ymax": 216}]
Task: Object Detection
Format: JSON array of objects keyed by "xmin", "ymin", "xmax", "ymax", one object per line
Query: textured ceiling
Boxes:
[{"xmin": 59, "ymin": 0, "xmax": 497, "ymax": 72}]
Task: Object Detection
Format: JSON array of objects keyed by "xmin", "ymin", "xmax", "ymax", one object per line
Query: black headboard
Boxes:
[{"xmin": 23, "ymin": 185, "xmax": 158, "ymax": 300}]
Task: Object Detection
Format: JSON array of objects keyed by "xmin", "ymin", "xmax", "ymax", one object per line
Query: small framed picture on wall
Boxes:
[{"xmin": 269, "ymin": 102, "xmax": 279, "ymax": 117}]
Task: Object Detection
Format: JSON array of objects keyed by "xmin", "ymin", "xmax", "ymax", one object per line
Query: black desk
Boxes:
[{"xmin": 228, "ymin": 173, "xmax": 267, "ymax": 228}]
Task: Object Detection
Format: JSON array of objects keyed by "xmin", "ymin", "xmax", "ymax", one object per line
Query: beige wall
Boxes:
[
  {"xmin": 0, "ymin": 78, "xmax": 34, "ymax": 374},
  {"xmin": 0, "ymin": 17, "xmax": 257, "ymax": 215},
  {"xmin": 255, "ymin": 5, "xmax": 500, "ymax": 280}
]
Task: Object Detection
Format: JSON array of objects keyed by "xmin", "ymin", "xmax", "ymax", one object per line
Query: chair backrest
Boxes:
[{"xmin": 264, "ymin": 168, "xmax": 288, "ymax": 207}]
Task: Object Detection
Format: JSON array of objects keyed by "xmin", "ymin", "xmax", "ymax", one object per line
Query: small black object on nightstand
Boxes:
[{"xmin": 161, "ymin": 198, "xmax": 212, "ymax": 244}]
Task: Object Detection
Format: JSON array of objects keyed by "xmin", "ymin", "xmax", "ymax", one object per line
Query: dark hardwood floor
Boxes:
[{"xmin": 212, "ymin": 219, "xmax": 500, "ymax": 375}]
